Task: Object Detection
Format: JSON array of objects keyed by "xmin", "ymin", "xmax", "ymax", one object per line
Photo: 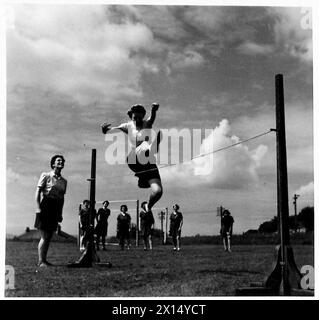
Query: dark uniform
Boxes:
[
  {"xmin": 169, "ymin": 211, "xmax": 183, "ymax": 248},
  {"xmin": 95, "ymin": 207, "xmax": 110, "ymax": 250},
  {"xmin": 79, "ymin": 206, "xmax": 96, "ymax": 249},
  {"xmin": 221, "ymin": 214, "xmax": 234, "ymax": 237},
  {"xmin": 140, "ymin": 210, "xmax": 155, "ymax": 240},
  {"xmin": 220, "ymin": 211, "xmax": 234, "ymax": 252},
  {"xmin": 117, "ymin": 213, "xmax": 131, "ymax": 250}
]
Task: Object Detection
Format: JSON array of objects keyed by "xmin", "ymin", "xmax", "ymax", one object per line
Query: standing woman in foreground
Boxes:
[
  {"xmin": 35, "ymin": 155, "xmax": 67, "ymax": 267},
  {"xmin": 101, "ymin": 103, "xmax": 163, "ymax": 213}
]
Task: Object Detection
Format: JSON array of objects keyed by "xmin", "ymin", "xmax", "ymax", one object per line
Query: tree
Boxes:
[
  {"xmin": 258, "ymin": 216, "xmax": 278, "ymax": 233},
  {"xmin": 298, "ymin": 206, "xmax": 314, "ymax": 233},
  {"xmin": 288, "ymin": 215, "xmax": 300, "ymax": 231}
]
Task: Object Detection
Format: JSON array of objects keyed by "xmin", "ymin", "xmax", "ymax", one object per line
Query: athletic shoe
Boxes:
[
  {"xmin": 173, "ymin": 247, "xmax": 177, "ymax": 251},
  {"xmin": 177, "ymin": 248, "xmax": 181, "ymax": 252},
  {"xmin": 38, "ymin": 262, "xmax": 51, "ymax": 268}
]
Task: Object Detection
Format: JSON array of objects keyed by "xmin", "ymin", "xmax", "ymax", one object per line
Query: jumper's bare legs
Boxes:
[{"xmin": 146, "ymin": 178, "xmax": 163, "ymax": 211}]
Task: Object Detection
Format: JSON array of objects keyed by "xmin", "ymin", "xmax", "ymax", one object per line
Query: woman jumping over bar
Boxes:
[{"xmin": 101, "ymin": 103, "xmax": 163, "ymax": 213}]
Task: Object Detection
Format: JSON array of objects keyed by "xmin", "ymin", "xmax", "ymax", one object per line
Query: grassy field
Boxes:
[{"xmin": 5, "ymin": 241, "xmax": 314, "ymax": 297}]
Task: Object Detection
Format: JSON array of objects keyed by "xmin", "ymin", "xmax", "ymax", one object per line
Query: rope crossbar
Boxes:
[
  {"xmin": 104, "ymin": 129, "xmax": 274, "ymax": 179},
  {"xmin": 96, "ymin": 199, "xmax": 138, "ymax": 204}
]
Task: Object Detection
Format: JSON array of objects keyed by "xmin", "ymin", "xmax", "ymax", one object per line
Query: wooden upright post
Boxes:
[
  {"xmin": 293, "ymin": 194, "xmax": 299, "ymax": 232},
  {"xmin": 88, "ymin": 149, "xmax": 98, "ymax": 263},
  {"xmin": 69, "ymin": 149, "xmax": 113, "ymax": 268},
  {"xmin": 236, "ymin": 74, "xmax": 308, "ymax": 296},
  {"xmin": 136, "ymin": 199, "xmax": 139, "ymax": 246},
  {"xmin": 276, "ymin": 74, "xmax": 290, "ymax": 294},
  {"xmin": 263, "ymin": 74, "xmax": 302, "ymax": 295}
]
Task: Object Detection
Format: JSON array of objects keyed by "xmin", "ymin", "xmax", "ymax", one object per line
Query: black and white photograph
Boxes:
[{"xmin": 2, "ymin": 0, "xmax": 316, "ymax": 299}]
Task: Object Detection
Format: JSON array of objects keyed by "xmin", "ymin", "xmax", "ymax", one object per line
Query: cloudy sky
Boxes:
[{"xmin": 5, "ymin": 4, "xmax": 314, "ymax": 237}]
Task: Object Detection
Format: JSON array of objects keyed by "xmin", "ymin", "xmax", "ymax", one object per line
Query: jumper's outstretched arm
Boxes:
[{"xmin": 146, "ymin": 103, "xmax": 159, "ymax": 127}]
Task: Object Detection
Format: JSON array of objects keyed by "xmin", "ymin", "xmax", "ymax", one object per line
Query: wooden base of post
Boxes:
[
  {"xmin": 236, "ymin": 245, "xmax": 313, "ymax": 296},
  {"xmin": 68, "ymin": 229, "xmax": 112, "ymax": 268}
]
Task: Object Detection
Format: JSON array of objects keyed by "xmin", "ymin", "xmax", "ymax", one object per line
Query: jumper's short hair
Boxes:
[
  {"xmin": 173, "ymin": 204, "xmax": 180, "ymax": 210},
  {"xmin": 50, "ymin": 155, "xmax": 65, "ymax": 169},
  {"xmin": 120, "ymin": 204, "xmax": 128, "ymax": 212},
  {"xmin": 141, "ymin": 201, "xmax": 148, "ymax": 209},
  {"xmin": 103, "ymin": 200, "xmax": 109, "ymax": 206},
  {"xmin": 223, "ymin": 209, "xmax": 231, "ymax": 216},
  {"xmin": 127, "ymin": 104, "xmax": 146, "ymax": 119},
  {"xmin": 83, "ymin": 199, "xmax": 90, "ymax": 205}
]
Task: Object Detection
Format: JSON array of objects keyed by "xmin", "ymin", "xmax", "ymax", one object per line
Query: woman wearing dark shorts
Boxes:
[
  {"xmin": 140, "ymin": 201, "xmax": 155, "ymax": 251},
  {"xmin": 101, "ymin": 103, "xmax": 163, "ymax": 213},
  {"xmin": 95, "ymin": 200, "xmax": 111, "ymax": 251},
  {"xmin": 117, "ymin": 205, "xmax": 131, "ymax": 250},
  {"xmin": 35, "ymin": 155, "xmax": 67, "ymax": 267},
  {"xmin": 169, "ymin": 204, "xmax": 183, "ymax": 251}
]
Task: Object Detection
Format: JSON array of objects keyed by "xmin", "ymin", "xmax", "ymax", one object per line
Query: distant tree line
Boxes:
[{"xmin": 258, "ymin": 206, "xmax": 314, "ymax": 233}]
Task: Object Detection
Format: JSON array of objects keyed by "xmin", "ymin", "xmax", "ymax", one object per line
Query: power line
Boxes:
[{"xmin": 103, "ymin": 129, "xmax": 274, "ymax": 180}]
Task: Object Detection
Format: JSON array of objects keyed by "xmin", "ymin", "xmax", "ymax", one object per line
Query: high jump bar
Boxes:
[{"xmin": 95, "ymin": 199, "xmax": 138, "ymax": 204}]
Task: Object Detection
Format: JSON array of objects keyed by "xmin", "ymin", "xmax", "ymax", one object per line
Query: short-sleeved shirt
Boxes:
[
  {"xmin": 37, "ymin": 171, "xmax": 67, "ymax": 199},
  {"xmin": 221, "ymin": 215, "xmax": 234, "ymax": 231},
  {"xmin": 117, "ymin": 213, "xmax": 131, "ymax": 230},
  {"xmin": 170, "ymin": 211, "xmax": 183, "ymax": 230},
  {"xmin": 118, "ymin": 120, "xmax": 155, "ymax": 151}
]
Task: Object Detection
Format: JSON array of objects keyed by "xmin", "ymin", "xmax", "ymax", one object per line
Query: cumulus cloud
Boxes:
[
  {"xmin": 270, "ymin": 7, "xmax": 312, "ymax": 63},
  {"xmin": 295, "ymin": 181, "xmax": 314, "ymax": 197},
  {"xmin": 159, "ymin": 119, "xmax": 268, "ymax": 189},
  {"xmin": 7, "ymin": 5, "xmax": 159, "ymax": 105},
  {"xmin": 167, "ymin": 49, "xmax": 205, "ymax": 73},
  {"xmin": 237, "ymin": 41, "xmax": 273, "ymax": 56},
  {"xmin": 7, "ymin": 167, "xmax": 37, "ymax": 187},
  {"xmin": 7, "ymin": 167, "xmax": 21, "ymax": 184}
]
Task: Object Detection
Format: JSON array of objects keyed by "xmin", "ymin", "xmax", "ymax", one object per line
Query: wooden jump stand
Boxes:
[
  {"xmin": 236, "ymin": 74, "xmax": 313, "ymax": 296},
  {"xmin": 68, "ymin": 149, "xmax": 112, "ymax": 268}
]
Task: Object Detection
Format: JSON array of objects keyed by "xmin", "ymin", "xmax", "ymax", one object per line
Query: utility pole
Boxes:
[
  {"xmin": 164, "ymin": 207, "xmax": 168, "ymax": 244},
  {"xmin": 217, "ymin": 205, "xmax": 223, "ymax": 232}
]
